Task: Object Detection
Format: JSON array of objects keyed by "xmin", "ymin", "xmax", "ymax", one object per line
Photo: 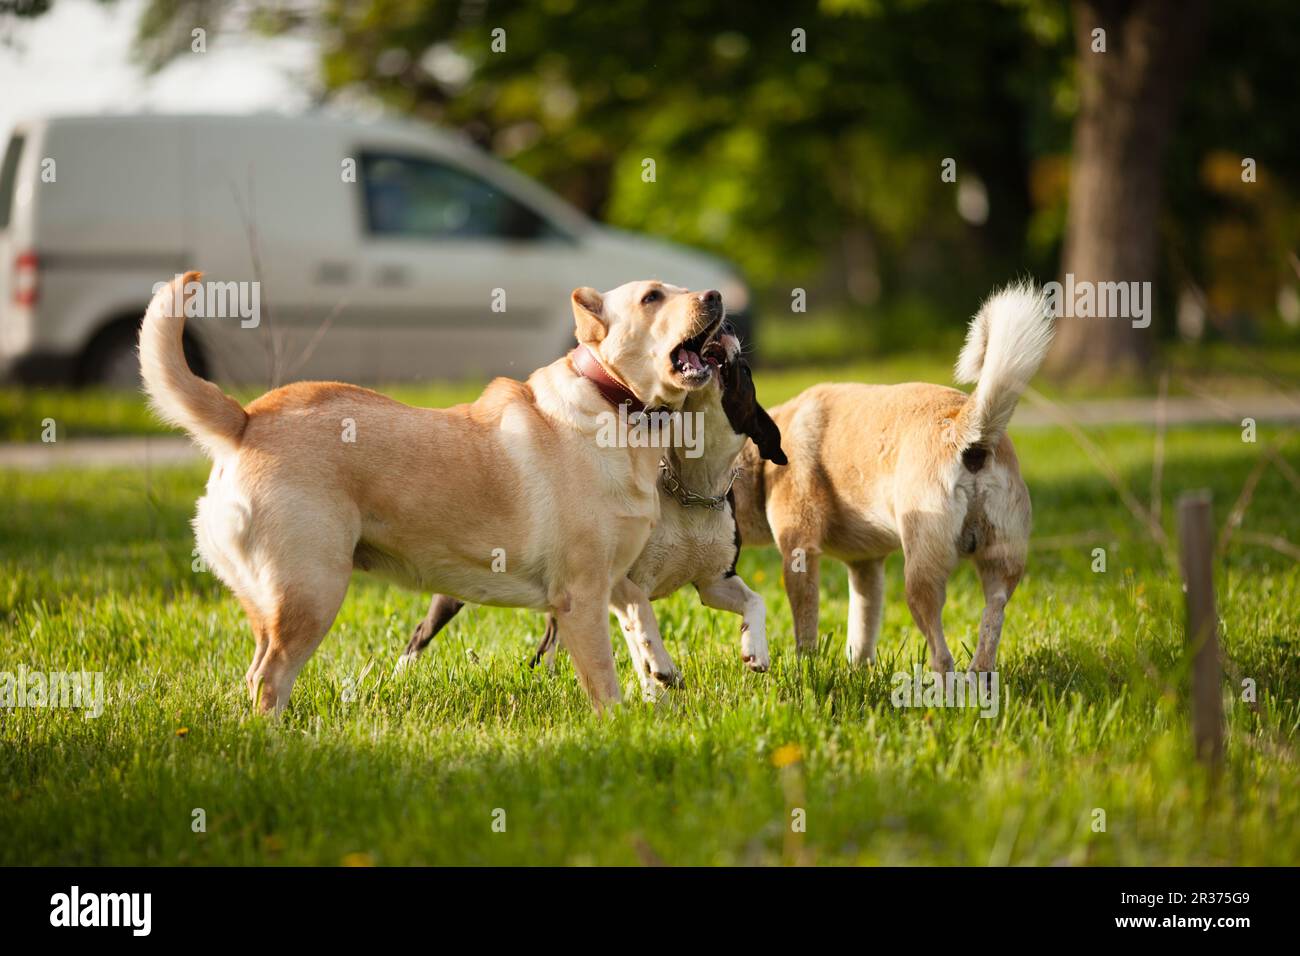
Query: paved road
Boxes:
[
  {"xmin": 0, "ymin": 435, "xmax": 202, "ymax": 471},
  {"xmin": 1, "ymin": 393, "xmax": 1296, "ymax": 471}
]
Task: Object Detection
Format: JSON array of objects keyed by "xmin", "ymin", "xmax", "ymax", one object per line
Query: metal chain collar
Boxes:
[{"xmin": 658, "ymin": 457, "xmax": 739, "ymax": 511}]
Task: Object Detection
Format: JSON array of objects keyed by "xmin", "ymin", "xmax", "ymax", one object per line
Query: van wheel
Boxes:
[{"xmin": 79, "ymin": 320, "xmax": 207, "ymax": 390}]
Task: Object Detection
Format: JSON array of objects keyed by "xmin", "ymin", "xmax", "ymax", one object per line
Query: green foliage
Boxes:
[
  {"xmin": 112, "ymin": 0, "xmax": 1300, "ymax": 339},
  {"xmin": 308, "ymin": 0, "xmax": 1054, "ymax": 306}
]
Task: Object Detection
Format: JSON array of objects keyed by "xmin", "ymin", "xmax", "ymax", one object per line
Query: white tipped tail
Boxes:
[
  {"xmin": 138, "ymin": 272, "xmax": 247, "ymax": 457},
  {"xmin": 954, "ymin": 282, "xmax": 1054, "ymax": 449}
]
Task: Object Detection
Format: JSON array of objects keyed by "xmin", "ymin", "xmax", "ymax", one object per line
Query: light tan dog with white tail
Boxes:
[
  {"xmin": 139, "ymin": 272, "xmax": 727, "ymax": 714},
  {"xmin": 731, "ymin": 283, "xmax": 1054, "ymax": 673}
]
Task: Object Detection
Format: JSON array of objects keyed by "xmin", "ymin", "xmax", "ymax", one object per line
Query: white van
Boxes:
[{"xmin": 0, "ymin": 112, "xmax": 751, "ymax": 387}]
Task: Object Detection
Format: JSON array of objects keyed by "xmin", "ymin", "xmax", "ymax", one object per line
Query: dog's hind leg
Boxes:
[
  {"xmin": 251, "ymin": 570, "xmax": 350, "ymax": 715},
  {"xmin": 778, "ymin": 536, "xmax": 822, "ymax": 655},
  {"xmin": 903, "ymin": 565, "xmax": 956, "ymax": 673},
  {"xmin": 969, "ymin": 463, "xmax": 1030, "ymax": 672},
  {"xmin": 244, "ymin": 511, "xmax": 356, "ymax": 715},
  {"xmin": 239, "ymin": 597, "xmax": 270, "ymax": 697},
  {"xmin": 845, "ymin": 558, "xmax": 885, "ymax": 666},
  {"xmin": 396, "ymin": 594, "xmax": 465, "ymax": 672},
  {"xmin": 900, "ymin": 513, "xmax": 959, "ymax": 673},
  {"xmin": 970, "ymin": 556, "xmax": 1022, "ymax": 673},
  {"xmin": 695, "ymin": 574, "xmax": 768, "ymax": 673}
]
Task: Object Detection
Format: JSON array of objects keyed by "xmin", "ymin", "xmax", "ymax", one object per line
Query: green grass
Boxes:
[{"xmin": 1, "ymin": 422, "xmax": 1298, "ymax": 865}]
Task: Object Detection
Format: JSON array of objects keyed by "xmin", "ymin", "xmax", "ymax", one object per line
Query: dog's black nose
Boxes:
[{"xmin": 698, "ymin": 289, "xmax": 722, "ymax": 310}]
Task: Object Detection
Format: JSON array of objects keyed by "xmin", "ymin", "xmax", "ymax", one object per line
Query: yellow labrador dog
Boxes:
[
  {"xmin": 400, "ymin": 320, "xmax": 788, "ymax": 699},
  {"xmin": 731, "ymin": 284, "xmax": 1053, "ymax": 673},
  {"xmin": 139, "ymin": 272, "xmax": 724, "ymax": 713}
]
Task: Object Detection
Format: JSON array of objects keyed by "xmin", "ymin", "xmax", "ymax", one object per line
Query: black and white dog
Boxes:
[{"xmin": 396, "ymin": 321, "xmax": 787, "ymax": 699}]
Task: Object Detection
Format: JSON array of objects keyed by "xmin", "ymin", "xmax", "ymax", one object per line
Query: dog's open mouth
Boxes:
[
  {"xmin": 701, "ymin": 335, "xmax": 728, "ymax": 368},
  {"xmin": 671, "ymin": 319, "xmax": 721, "ymax": 386}
]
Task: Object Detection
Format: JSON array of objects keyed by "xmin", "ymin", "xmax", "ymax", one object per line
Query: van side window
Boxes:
[
  {"xmin": 0, "ymin": 133, "xmax": 25, "ymax": 230},
  {"xmin": 360, "ymin": 152, "xmax": 556, "ymax": 241}
]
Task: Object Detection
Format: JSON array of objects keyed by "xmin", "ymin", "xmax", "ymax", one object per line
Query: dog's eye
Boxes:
[
  {"xmin": 641, "ymin": 290, "xmax": 662, "ymax": 305},
  {"xmin": 722, "ymin": 321, "xmax": 734, "ymax": 334}
]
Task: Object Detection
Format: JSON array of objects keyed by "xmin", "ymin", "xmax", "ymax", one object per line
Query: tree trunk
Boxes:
[{"xmin": 1047, "ymin": 0, "xmax": 1207, "ymax": 378}]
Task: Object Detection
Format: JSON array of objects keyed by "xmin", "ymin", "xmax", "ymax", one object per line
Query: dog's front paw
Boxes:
[
  {"xmin": 652, "ymin": 666, "xmax": 684, "ymax": 689},
  {"xmin": 638, "ymin": 677, "xmax": 670, "ymax": 703},
  {"xmin": 742, "ymin": 632, "xmax": 769, "ymax": 672}
]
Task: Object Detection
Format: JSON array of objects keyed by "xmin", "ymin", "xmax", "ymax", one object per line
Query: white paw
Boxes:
[
  {"xmin": 639, "ymin": 680, "xmax": 668, "ymax": 703},
  {"xmin": 742, "ymin": 640, "xmax": 769, "ymax": 673}
]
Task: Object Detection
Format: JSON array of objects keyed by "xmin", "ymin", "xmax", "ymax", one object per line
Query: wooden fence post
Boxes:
[{"xmin": 1177, "ymin": 490, "xmax": 1224, "ymax": 774}]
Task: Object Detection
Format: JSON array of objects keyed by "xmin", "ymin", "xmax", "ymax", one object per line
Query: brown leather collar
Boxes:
[{"xmin": 569, "ymin": 346, "xmax": 646, "ymax": 414}]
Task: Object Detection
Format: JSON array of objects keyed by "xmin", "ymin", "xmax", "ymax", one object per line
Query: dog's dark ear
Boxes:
[
  {"xmin": 749, "ymin": 401, "xmax": 787, "ymax": 465},
  {"xmin": 723, "ymin": 360, "xmax": 787, "ymax": 465},
  {"xmin": 571, "ymin": 287, "xmax": 606, "ymax": 344}
]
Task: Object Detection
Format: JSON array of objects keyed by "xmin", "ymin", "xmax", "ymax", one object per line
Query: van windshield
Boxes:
[
  {"xmin": 360, "ymin": 151, "xmax": 560, "ymax": 242},
  {"xmin": 0, "ymin": 133, "xmax": 24, "ymax": 230}
]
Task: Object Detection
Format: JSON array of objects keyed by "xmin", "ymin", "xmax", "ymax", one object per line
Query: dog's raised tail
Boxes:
[
  {"xmin": 954, "ymin": 281, "xmax": 1053, "ymax": 451},
  {"xmin": 138, "ymin": 272, "xmax": 247, "ymax": 457}
]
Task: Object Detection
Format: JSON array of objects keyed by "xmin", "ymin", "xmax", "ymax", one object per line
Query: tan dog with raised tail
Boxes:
[
  {"xmin": 139, "ymin": 272, "xmax": 724, "ymax": 713},
  {"xmin": 731, "ymin": 283, "xmax": 1053, "ymax": 673}
]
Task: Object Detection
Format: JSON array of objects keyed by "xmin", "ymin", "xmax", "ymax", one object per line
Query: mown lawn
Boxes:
[{"xmin": 1, "ymin": 420, "xmax": 1298, "ymax": 865}]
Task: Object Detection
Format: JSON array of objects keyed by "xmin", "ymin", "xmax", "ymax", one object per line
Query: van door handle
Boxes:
[
  {"xmin": 316, "ymin": 260, "xmax": 352, "ymax": 284},
  {"xmin": 374, "ymin": 264, "xmax": 411, "ymax": 288}
]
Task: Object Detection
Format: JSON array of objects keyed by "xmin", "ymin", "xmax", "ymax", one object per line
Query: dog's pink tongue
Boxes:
[{"xmin": 680, "ymin": 349, "xmax": 705, "ymax": 371}]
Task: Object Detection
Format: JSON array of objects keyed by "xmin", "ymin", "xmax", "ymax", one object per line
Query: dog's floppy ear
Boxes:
[
  {"xmin": 571, "ymin": 287, "xmax": 606, "ymax": 344},
  {"xmin": 747, "ymin": 398, "xmax": 788, "ymax": 465},
  {"xmin": 722, "ymin": 359, "xmax": 788, "ymax": 465}
]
